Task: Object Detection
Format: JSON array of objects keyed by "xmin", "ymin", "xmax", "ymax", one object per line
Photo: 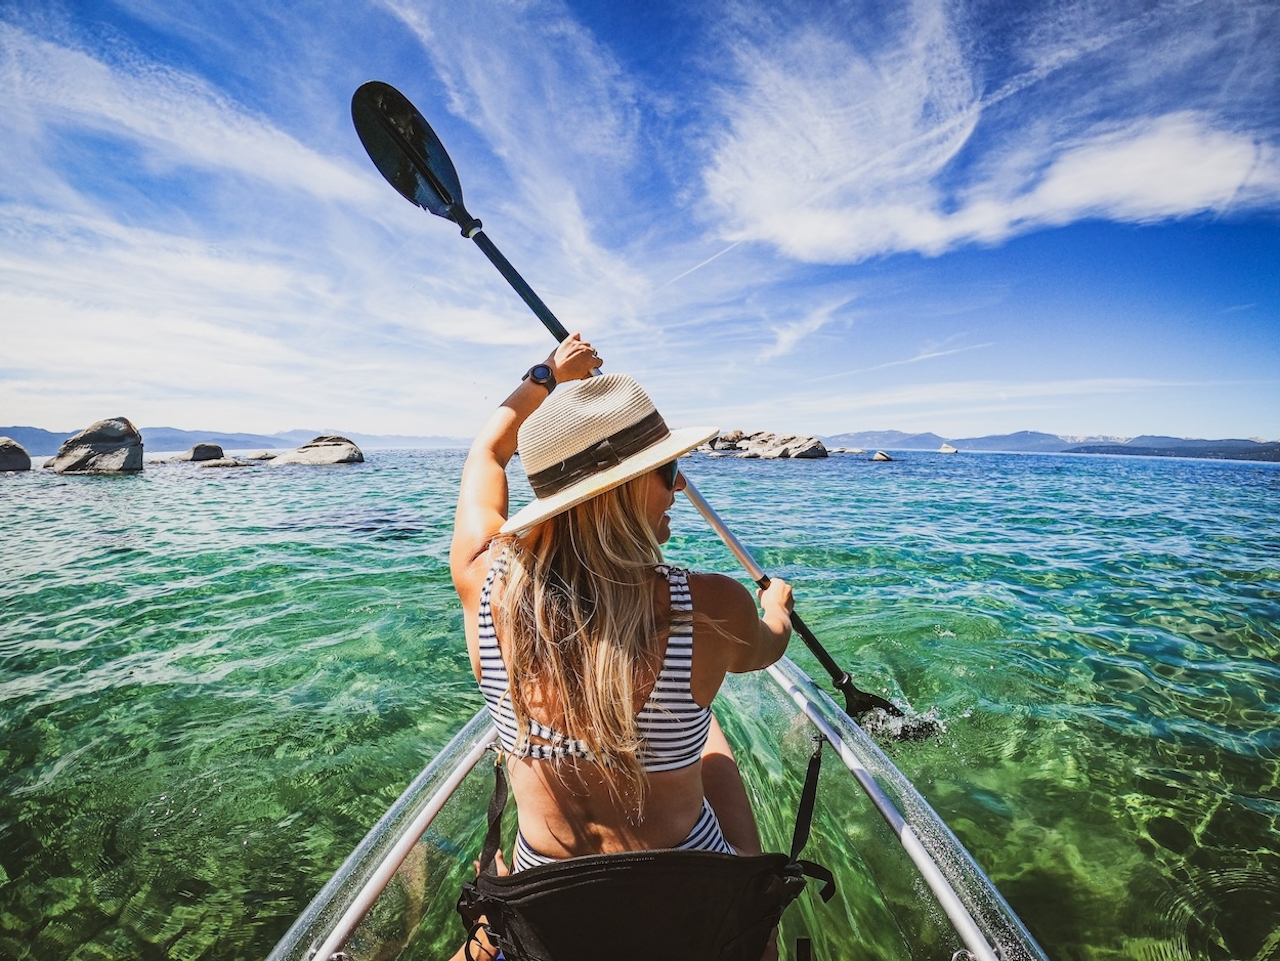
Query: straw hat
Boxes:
[{"xmin": 500, "ymin": 374, "xmax": 716, "ymax": 534}]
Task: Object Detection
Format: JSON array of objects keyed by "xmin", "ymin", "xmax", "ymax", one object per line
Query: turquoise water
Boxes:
[{"xmin": 2, "ymin": 450, "xmax": 1278, "ymax": 960}]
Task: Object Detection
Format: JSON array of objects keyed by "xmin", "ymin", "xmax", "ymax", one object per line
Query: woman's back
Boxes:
[
  {"xmin": 449, "ymin": 358, "xmax": 793, "ymax": 870},
  {"xmin": 479, "ymin": 561, "xmax": 715, "ymax": 858}
]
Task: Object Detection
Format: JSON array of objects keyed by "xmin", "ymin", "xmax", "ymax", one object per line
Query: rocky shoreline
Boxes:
[
  {"xmin": 0, "ymin": 417, "xmax": 364, "ymax": 473},
  {"xmin": 703, "ymin": 429, "xmax": 828, "ymax": 459},
  {"xmin": 700, "ymin": 429, "xmax": 901, "ymax": 461}
]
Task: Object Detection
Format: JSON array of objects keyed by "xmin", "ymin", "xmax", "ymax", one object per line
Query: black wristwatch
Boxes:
[{"xmin": 522, "ymin": 363, "xmax": 556, "ymax": 393}]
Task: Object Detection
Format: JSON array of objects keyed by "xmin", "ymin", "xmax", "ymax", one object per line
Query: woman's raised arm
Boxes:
[{"xmin": 449, "ymin": 334, "xmax": 600, "ymax": 603}]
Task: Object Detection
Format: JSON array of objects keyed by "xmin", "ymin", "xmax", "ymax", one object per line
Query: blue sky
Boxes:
[{"xmin": 2, "ymin": 0, "xmax": 1277, "ymax": 440}]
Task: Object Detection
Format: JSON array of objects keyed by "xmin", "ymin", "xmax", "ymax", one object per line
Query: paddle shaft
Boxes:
[
  {"xmin": 679, "ymin": 482, "xmax": 894, "ymax": 717},
  {"xmin": 470, "ymin": 230, "xmax": 571, "ymax": 342},
  {"xmin": 466, "ymin": 228, "xmax": 898, "ymax": 718}
]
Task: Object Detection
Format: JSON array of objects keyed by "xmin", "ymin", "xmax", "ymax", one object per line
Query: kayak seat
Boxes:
[{"xmin": 457, "ymin": 740, "xmax": 834, "ymax": 961}]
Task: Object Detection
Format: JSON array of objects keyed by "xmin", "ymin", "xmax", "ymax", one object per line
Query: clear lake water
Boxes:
[{"xmin": 1, "ymin": 449, "xmax": 1277, "ymax": 960}]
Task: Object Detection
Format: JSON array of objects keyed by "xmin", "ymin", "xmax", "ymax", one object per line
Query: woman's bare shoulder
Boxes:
[{"xmin": 685, "ymin": 571, "xmax": 756, "ymax": 630}]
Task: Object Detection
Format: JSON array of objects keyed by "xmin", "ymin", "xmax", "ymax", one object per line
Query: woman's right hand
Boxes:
[{"xmin": 548, "ymin": 332, "xmax": 602, "ymax": 383}]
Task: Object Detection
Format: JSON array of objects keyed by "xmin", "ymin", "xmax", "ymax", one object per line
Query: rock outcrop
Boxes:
[
  {"xmin": 243, "ymin": 450, "xmax": 277, "ymax": 461},
  {"xmin": 270, "ymin": 435, "xmax": 364, "ymax": 466},
  {"xmin": 44, "ymin": 418, "xmax": 143, "ymax": 474},
  {"xmin": 171, "ymin": 443, "xmax": 225, "ymax": 462},
  {"xmin": 710, "ymin": 430, "xmax": 828, "ymax": 459},
  {"xmin": 0, "ymin": 437, "xmax": 32, "ymax": 472},
  {"xmin": 161, "ymin": 443, "xmax": 249, "ymax": 468},
  {"xmin": 870, "ymin": 450, "xmax": 893, "ymax": 462}
]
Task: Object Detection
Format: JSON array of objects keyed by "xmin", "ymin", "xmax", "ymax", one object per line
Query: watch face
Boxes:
[{"xmin": 530, "ymin": 364, "xmax": 552, "ymax": 382}]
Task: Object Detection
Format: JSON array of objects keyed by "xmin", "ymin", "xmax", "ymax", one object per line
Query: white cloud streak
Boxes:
[
  {"xmin": 702, "ymin": 0, "xmax": 1280, "ymax": 263},
  {"xmin": 684, "ymin": 376, "xmax": 1203, "ymax": 437},
  {"xmin": 812, "ymin": 341, "xmax": 996, "ymax": 381},
  {"xmin": 0, "ymin": 22, "xmax": 379, "ymax": 206},
  {"xmin": 0, "ymin": 16, "xmax": 568, "ymax": 435},
  {"xmin": 759, "ymin": 298, "xmax": 853, "ymax": 360},
  {"xmin": 376, "ymin": 0, "xmax": 654, "ymax": 332}
]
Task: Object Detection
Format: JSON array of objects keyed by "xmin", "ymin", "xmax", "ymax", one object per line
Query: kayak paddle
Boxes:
[{"xmin": 351, "ymin": 80, "xmax": 918, "ymax": 727}]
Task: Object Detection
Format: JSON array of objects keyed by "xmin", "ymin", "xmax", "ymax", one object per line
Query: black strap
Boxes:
[
  {"xmin": 789, "ymin": 738, "xmax": 823, "ymax": 861},
  {"xmin": 789, "ymin": 739, "xmax": 836, "ymax": 903},
  {"xmin": 478, "ymin": 754, "xmax": 508, "ymax": 876},
  {"xmin": 796, "ymin": 859, "xmax": 835, "ymax": 903},
  {"xmin": 463, "ymin": 921, "xmax": 488, "ymax": 961}
]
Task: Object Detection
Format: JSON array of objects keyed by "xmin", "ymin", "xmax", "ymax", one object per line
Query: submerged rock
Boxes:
[
  {"xmin": 197, "ymin": 458, "xmax": 252, "ymax": 468},
  {"xmin": 243, "ymin": 450, "xmax": 277, "ymax": 461},
  {"xmin": 0, "ymin": 437, "xmax": 32, "ymax": 472},
  {"xmin": 271, "ymin": 435, "xmax": 364, "ymax": 466},
  {"xmin": 870, "ymin": 450, "xmax": 894, "ymax": 462},
  {"xmin": 45, "ymin": 417, "xmax": 143, "ymax": 474}
]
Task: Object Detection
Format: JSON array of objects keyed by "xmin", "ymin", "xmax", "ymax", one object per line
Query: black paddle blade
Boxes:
[{"xmin": 351, "ymin": 81, "xmax": 480, "ymax": 235}]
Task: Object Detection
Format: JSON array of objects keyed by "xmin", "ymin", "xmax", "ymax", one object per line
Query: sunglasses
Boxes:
[{"xmin": 656, "ymin": 460, "xmax": 680, "ymax": 490}]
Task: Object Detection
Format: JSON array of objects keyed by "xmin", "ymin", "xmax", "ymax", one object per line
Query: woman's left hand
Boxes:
[{"xmin": 548, "ymin": 332, "xmax": 602, "ymax": 383}]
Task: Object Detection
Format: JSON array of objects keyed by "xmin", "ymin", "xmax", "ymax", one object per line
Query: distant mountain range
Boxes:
[
  {"xmin": 824, "ymin": 429, "xmax": 1107, "ymax": 452},
  {"xmin": 822, "ymin": 430, "xmax": 1280, "ymax": 462},
  {"xmin": 1061, "ymin": 436, "xmax": 1280, "ymax": 461},
  {"xmin": 0, "ymin": 426, "xmax": 467, "ymax": 456},
  {"xmin": 7, "ymin": 424, "xmax": 1278, "ymax": 463}
]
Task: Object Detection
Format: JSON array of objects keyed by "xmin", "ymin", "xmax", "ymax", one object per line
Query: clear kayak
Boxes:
[{"xmin": 267, "ymin": 656, "xmax": 1048, "ymax": 961}]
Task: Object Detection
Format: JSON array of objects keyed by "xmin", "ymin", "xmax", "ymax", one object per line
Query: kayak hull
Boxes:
[{"xmin": 268, "ymin": 658, "xmax": 1046, "ymax": 961}]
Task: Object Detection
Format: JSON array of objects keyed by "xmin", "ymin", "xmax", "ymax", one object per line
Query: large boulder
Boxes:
[
  {"xmin": 778, "ymin": 435, "xmax": 828, "ymax": 459},
  {"xmin": 0, "ymin": 437, "xmax": 32, "ymax": 472},
  {"xmin": 711, "ymin": 430, "xmax": 747, "ymax": 450},
  {"xmin": 171, "ymin": 443, "xmax": 225, "ymax": 462},
  {"xmin": 870, "ymin": 450, "xmax": 894, "ymax": 462},
  {"xmin": 270, "ymin": 435, "xmax": 364, "ymax": 466},
  {"xmin": 45, "ymin": 417, "xmax": 143, "ymax": 474}
]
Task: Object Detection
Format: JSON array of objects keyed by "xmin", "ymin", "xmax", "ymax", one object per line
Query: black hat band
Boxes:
[{"xmin": 527, "ymin": 410, "xmax": 669, "ymax": 497}]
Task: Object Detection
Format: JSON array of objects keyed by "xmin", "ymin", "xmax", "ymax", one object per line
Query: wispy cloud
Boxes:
[
  {"xmin": 813, "ymin": 340, "xmax": 995, "ymax": 380},
  {"xmin": 0, "ymin": 22, "xmax": 378, "ymax": 207},
  {"xmin": 0, "ymin": 15, "xmax": 561, "ymax": 435},
  {"xmin": 684, "ymin": 376, "xmax": 1204, "ymax": 436},
  {"xmin": 701, "ymin": 0, "xmax": 1280, "ymax": 263},
  {"xmin": 377, "ymin": 0, "xmax": 654, "ymax": 330},
  {"xmin": 759, "ymin": 298, "xmax": 854, "ymax": 360},
  {"xmin": 652, "ymin": 241, "xmax": 742, "ymax": 293}
]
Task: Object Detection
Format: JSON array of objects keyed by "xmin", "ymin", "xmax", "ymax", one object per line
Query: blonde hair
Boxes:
[{"xmin": 491, "ymin": 473, "xmax": 676, "ymax": 810}]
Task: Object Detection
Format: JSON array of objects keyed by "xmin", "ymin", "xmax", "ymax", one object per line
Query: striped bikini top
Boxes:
[{"xmin": 477, "ymin": 558, "xmax": 712, "ymax": 773}]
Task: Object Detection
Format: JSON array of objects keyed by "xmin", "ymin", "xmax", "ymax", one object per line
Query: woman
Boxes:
[{"xmin": 449, "ymin": 333, "xmax": 794, "ymax": 881}]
